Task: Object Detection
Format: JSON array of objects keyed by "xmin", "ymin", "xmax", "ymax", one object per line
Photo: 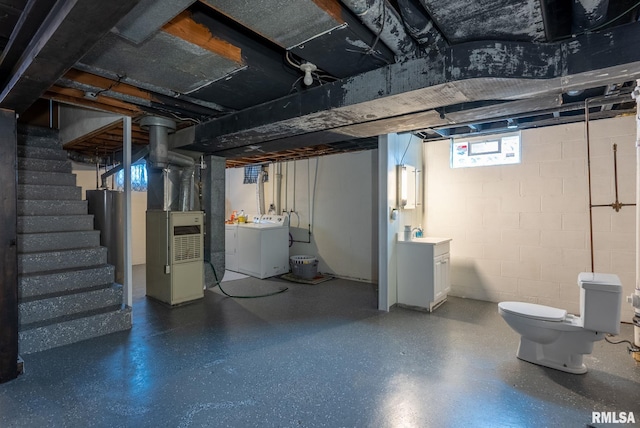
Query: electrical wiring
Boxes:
[
  {"xmin": 206, "ymin": 260, "xmax": 288, "ymax": 299},
  {"xmin": 285, "ymin": 51, "xmax": 301, "ymax": 69},
  {"xmin": 344, "ymin": 0, "xmax": 391, "ymax": 65},
  {"xmin": 554, "ymin": 1, "xmax": 640, "ymax": 42},
  {"xmin": 91, "ymin": 74, "xmax": 126, "ymax": 98},
  {"xmin": 285, "ymin": 51, "xmax": 337, "ymax": 87},
  {"xmin": 604, "ymin": 334, "xmax": 640, "ymax": 352},
  {"xmin": 589, "ymin": 0, "xmax": 640, "ymax": 32}
]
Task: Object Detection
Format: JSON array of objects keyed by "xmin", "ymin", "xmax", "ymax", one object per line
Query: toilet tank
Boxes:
[{"xmin": 578, "ymin": 272, "xmax": 622, "ymax": 335}]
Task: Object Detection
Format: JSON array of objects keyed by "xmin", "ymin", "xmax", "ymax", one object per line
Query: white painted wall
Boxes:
[
  {"xmin": 225, "ymin": 150, "xmax": 379, "ymax": 282},
  {"xmin": 424, "ymin": 116, "xmax": 636, "ymax": 322},
  {"xmin": 378, "ymin": 133, "xmax": 424, "ymax": 310},
  {"xmin": 73, "ymin": 162, "xmax": 147, "ymax": 265}
]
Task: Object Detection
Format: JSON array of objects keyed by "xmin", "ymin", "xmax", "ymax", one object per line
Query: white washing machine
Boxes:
[
  {"xmin": 237, "ymin": 215, "xmax": 289, "ymax": 279},
  {"xmin": 225, "ymin": 215, "xmax": 261, "ymax": 273}
]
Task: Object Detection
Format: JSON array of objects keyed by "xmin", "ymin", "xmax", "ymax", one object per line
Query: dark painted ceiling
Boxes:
[{"xmin": 1, "ymin": 0, "xmax": 639, "ymax": 165}]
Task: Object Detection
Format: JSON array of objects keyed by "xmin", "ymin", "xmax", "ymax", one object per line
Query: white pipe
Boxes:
[
  {"xmin": 275, "ymin": 162, "xmax": 282, "ymax": 214},
  {"xmin": 256, "ymin": 169, "xmax": 265, "ymax": 214},
  {"xmin": 293, "ymin": 161, "xmax": 296, "ymax": 212},
  {"xmin": 632, "ymin": 80, "xmax": 640, "ymax": 349}
]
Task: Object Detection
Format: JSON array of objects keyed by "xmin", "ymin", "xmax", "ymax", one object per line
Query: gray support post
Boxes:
[
  {"xmin": 123, "ymin": 117, "xmax": 133, "ymax": 307},
  {"xmin": 203, "ymin": 155, "xmax": 226, "ymax": 286},
  {"xmin": 0, "ymin": 109, "xmax": 18, "ymax": 382}
]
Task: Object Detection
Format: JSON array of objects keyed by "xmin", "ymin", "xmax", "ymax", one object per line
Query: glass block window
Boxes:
[
  {"xmin": 243, "ymin": 165, "xmax": 268, "ymax": 184},
  {"xmin": 451, "ymin": 132, "xmax": 521, "ymax": 169},
  {"xmin": 115, "ymin": 160, "xmax": 148, "ymax": 191}
]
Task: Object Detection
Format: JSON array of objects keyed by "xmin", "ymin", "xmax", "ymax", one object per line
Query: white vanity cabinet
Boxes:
[{"xmin": 397, "ymin": 237, "xmax": 451, "ymax": 312}]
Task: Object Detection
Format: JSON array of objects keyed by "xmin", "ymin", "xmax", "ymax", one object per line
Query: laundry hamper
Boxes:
[{"xmin": 290, "ymin": 255, "xmax": 319, "ymax": 279}]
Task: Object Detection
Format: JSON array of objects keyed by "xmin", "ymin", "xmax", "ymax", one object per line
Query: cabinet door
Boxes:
[{"xmin": 434, "ymin": 254, "xmax": 450, "ymax": 301}]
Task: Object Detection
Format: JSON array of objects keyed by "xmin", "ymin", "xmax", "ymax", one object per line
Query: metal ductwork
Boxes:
[
  {"xmin": 141, "ymin": 116, "xmax": 196, "ymax": 211},
  {"xmin": 572, "ymin": 0, "xmax": 609, "ymax": 32},
  {"xmin": 341, "ymin": 0, "xmax": 421, "ymax": 59},
  {"xmin": 396, "ymin": 0, "xmax": 447, "ymax": 53},
  {"xmin": 141, "ymin": 116, "xmax": 176, "ymax": 169}
]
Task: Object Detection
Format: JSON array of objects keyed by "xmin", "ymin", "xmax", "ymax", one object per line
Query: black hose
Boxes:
[
  {"xmin": 605, "ymin": 335, "xmax": 640, "ymax": 352},
  {"xmin": 206, "ymin": 260, "xmax": 288, "ymax": 299}
]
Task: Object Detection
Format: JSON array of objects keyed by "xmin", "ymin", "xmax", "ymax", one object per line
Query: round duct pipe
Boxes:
[
  {"xmin": 140, "ymin": 116, "xmax": 177, "ymax": 169},
  {"xmin": 572, "ymin": 0, "xmax": 609, "ymax": 32},
  {"xmin": 341, "ymin": 0, "xmax": 420, "ymax": 59}
]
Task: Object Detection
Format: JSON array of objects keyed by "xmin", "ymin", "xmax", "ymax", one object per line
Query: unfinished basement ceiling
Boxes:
[{"xmin": 1, "ymin": 0, "xmax": 640, "ymax": 165}]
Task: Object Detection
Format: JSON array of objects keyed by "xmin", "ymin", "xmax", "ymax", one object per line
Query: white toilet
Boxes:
[{"xmin": 498, "ymin": 272, "xmax": 622, "ymax": 374}]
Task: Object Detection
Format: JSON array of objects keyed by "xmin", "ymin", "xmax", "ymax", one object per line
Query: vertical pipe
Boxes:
[
  {"xmin": 585, "ymin": 99, "xmax": 595, "ymax": 272},
  {"xmin": 0, "ymin": 110, "xmax": 18, "ymax": 383},
  {"xmin": 123, "ymin": 117, "xmax": 133, "ymax": 307},
  {"xmin": 633, "ymin": 80, "xmax": 640, "ymax": 350}
]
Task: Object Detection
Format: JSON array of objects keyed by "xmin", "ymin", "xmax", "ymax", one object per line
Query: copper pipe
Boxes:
[{"xmin": 586, "ymin": 98, "xmax": 595, "ymax": 272}]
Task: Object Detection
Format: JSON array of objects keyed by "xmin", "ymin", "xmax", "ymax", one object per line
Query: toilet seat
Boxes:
[{"xmin": 498, "ymin": 302, "xmax": 566, "ymax": 322}]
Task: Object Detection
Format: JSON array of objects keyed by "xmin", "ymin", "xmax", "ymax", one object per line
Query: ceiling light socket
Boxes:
[{"xmin": 300, "ymin": 62, "xmax": 317, "ymax": 86}]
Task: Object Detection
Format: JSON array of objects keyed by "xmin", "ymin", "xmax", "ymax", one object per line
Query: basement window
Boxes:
[
  {"xmin": 115, "ymin": 160, "xmax": 148, "ymax": 191},
  {"xmin": 450, "ymin": 132, "xmax": 521, "ymax": 169},
  {"xmin": 243, "ymin": 165, "xmax": 268, "ymax": 184}
]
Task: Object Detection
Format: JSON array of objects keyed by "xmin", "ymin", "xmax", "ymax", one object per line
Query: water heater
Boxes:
[{"xmin": 146, "ymin": 210, "xmax": 204, "ymax": 305}]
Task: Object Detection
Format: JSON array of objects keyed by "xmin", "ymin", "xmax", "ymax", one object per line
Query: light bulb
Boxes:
[
  {"xmin": 303, "ymin": 71, "xmax": 313, "ymax": 86},
  {"xmin": 299, "ymin": 62, "xmax": 317, "ymax": 86}
]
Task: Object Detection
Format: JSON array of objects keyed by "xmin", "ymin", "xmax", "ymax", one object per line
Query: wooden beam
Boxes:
[
  {"xmin": 43, "ymin": 87, "xmax": 141, "ymax": 116},
  {"xmin": 310, "ymin": 0, "xmax": 345, "ymax": 24},
  {"xmin": 63, "ymin": 69, "xmax": 152, "ymax": 101},
  {"xmin": 162, "ymin": 11, "xmax": 242, "ymax": 64},
  {"xmin": 0, "ymin": 108, "xmax": 18, "ymax": 383},
  {"xmin": 0, "ymin": 0, "xmax": 142, "ymax": 113}
]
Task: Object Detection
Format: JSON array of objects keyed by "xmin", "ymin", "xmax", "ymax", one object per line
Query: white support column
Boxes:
[{"xmin": 123, "ymin": 117, "xmax": 133, "ymax": 307}]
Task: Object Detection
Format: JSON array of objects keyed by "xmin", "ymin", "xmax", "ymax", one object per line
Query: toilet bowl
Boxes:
[{"xmin": 499, "ymin": 272, "xmax": 622, "ymax": 374}]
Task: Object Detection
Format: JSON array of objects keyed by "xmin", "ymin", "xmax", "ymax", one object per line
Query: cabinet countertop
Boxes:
[{"xmin": 397, "ymin": 236, "xmax": 452, "ymax": 245}]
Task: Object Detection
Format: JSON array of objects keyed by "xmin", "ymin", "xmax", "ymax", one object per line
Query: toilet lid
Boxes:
[{"xmin": 499, "ymin": 302, "xmax": 567, "ymax": 321}]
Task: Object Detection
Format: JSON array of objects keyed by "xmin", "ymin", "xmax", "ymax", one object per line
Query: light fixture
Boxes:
[
  {"xmin": 397, "ymin": 164, "xmax": 416, "ymax": 209},
  {"xmin": 507, "ymin": 118, "xmax": 518, "ymax": 129},
  {"xmin": 300, "ymin": 62, "xmax": 317, "ymax": 86}
]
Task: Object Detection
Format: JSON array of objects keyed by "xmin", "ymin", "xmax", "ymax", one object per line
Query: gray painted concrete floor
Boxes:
[{"xmin": 1, "ymin": 265, "xmax": 639, "ymax": 428}]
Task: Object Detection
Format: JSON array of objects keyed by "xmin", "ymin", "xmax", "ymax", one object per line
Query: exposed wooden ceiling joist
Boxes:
[
  {"xmin": 162, "ymin": 10, "xmax": 243, "ymax": 64},
  {"xmin": 0, "ymin": 0, "xmax": 142, "ymax": 113}
]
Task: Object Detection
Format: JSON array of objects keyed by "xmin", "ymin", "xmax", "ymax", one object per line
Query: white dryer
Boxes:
[{"xmin": 237, "ymin": 215, "xmax": 289, "ymax": 279}]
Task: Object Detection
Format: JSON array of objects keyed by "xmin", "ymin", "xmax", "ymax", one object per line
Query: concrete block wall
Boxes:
[{"xmin": 424, "ymin": 116, "xmax": 636, "ymax": 322}]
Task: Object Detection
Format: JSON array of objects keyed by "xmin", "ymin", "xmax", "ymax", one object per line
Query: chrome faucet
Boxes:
[{"xmin": 412, "ymin": 226, "xmax": 423, "ymax": 238}]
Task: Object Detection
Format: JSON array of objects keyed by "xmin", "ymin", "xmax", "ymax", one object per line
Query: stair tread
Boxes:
[
  {"xmin": 19, "ymin": 283, "xmax": 118, "ymax": 303},
  {"xmin": 18, "ymin": 246, "xmax": 105, "ymax": 256},
  {"xmin": 19, "ymin": 305, "xmax": 126, "ymax": 332},
  {"xmin": 19, "ymin": 263, "xmax": 113, "ymax": 278},
  {"xmin": 19, "ymin": 306, "xmax": 131, "ymax": 354},
  {"xmin": 19, "ymin": 230, "xmax": 100, "ymax": 237},
  {"xmin": 19, "ymin": 285, "xmax": 123, "ymax": 325}
]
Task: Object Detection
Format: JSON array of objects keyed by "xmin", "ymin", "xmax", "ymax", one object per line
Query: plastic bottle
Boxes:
[{"xmin": 417, "ymin": 224, "xmax": 423, "ymax": 238}]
